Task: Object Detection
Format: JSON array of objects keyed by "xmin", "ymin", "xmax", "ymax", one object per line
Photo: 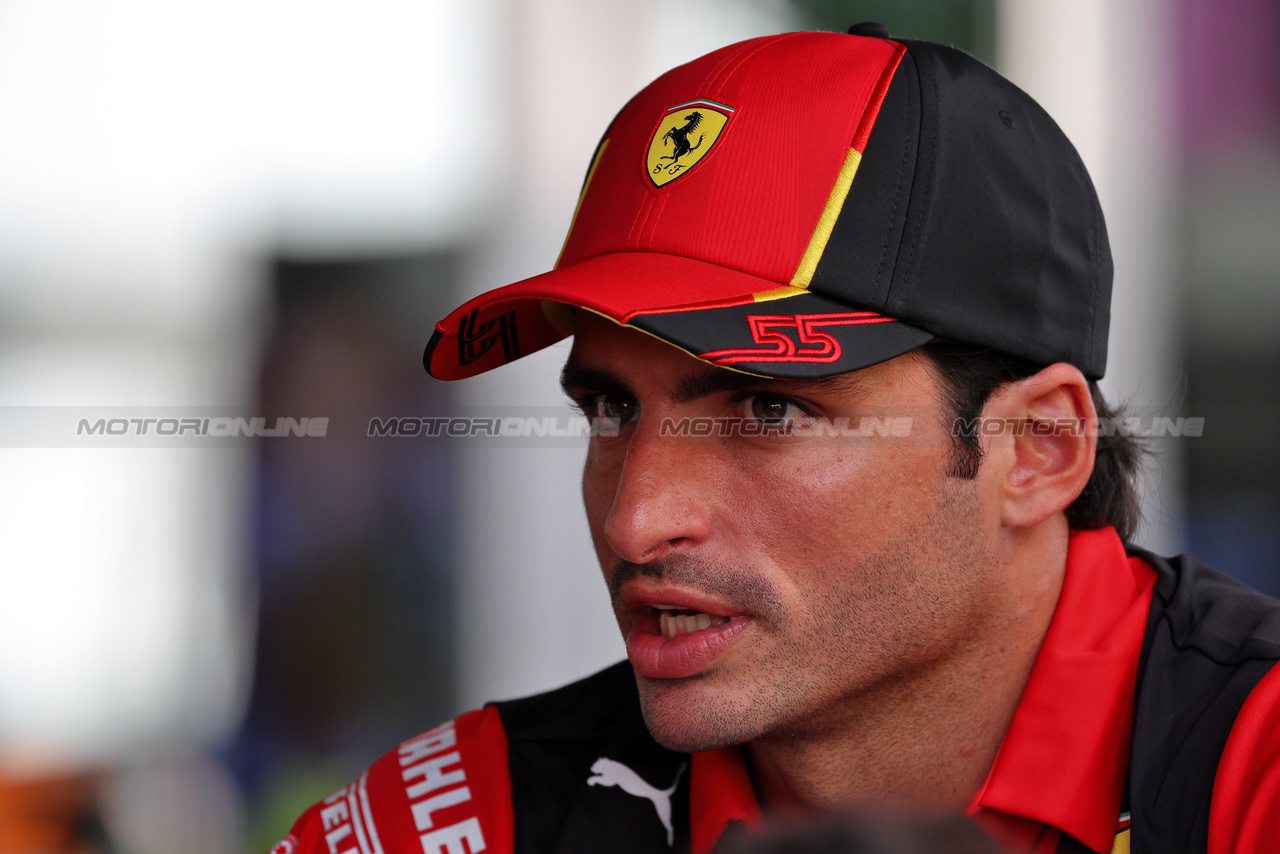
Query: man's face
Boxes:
[{"xmin": 562, "ymin": 313, "xmax": 1006, "ymax": 753}]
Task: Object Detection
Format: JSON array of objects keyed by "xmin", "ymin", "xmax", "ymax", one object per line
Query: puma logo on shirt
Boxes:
[{"xmin": 587, "ymin": 757, "xmax": 688, "ymax": 846}]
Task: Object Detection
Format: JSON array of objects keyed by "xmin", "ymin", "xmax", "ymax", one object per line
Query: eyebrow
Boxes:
[
  {"xmin": 559, "ymin": 363, "xmax": 635, "ymax": 399},
  {"xmin": 560, "ymin": 358, "xmax": 869, "ymax": 403}
]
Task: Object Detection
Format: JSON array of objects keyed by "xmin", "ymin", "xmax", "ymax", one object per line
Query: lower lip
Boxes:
[{"xmin": 625, "ymin": 611, "xmax": 752, "ymax": 679}]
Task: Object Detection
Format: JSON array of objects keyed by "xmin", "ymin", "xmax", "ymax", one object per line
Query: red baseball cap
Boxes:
[{"xmin": 425, "ymin": 28, "xmax": 1111, "ymax": 381}]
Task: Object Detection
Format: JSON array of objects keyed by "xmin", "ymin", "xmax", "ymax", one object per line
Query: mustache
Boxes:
[{"xmin": 608, "ymin": 556, "xmax": 785, "ymax": 620}]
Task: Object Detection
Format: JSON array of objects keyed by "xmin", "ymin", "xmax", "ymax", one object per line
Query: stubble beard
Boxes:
[
  {"xmin": 609, "ymin": 554, "xmax": 789, "ymax": 753},
  {"xmin": 624, "ymin": 478, "xmax": 994, "ymax": 755}
]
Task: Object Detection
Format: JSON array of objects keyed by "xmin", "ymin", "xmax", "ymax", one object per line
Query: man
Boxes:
[{"xmin": 275, "ymin": 26, "xmax": 1280, "ymax": 854}]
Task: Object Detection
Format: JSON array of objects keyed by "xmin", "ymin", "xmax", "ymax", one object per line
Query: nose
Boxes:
[{"xmin": 601, "ymin": 421, "xmax": 716, "ymax": 564}]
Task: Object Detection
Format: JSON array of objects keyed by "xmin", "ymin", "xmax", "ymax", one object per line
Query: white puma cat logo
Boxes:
[{"xmin": 586, "ymin": 757, "xmax": 688, "ymax": 846}]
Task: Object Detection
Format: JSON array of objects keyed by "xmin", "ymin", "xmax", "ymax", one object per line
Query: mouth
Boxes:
[
  {"xmin": 654, "ymin": 604, "xmax": 731, "ymax": 637},
  {"xmin": 623, "ymin": 595, "xmax": 751, "ymax": 680}
]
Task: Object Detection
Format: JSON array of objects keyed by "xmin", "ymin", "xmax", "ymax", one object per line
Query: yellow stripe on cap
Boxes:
[
  {"xmin": 752, "ymin": 285, "xmax": 808, "ymax": 303},
  {"xmin": 555, "ymin": 139, "xmax": 609, "ymax": 268},
  {"xmin": 789, "ymin": 148, "xmax": 862, "ymax": 289}
]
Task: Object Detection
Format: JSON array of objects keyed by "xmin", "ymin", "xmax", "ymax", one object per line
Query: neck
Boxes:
[{"xmin": 746, "ymin": 519, "xmax": 1070, "ymax": 812}]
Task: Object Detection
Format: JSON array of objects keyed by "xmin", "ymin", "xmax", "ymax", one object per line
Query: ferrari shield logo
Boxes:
[{"xmin": 646, "ymin": 99, "xmax": 734, "ymax": 187}]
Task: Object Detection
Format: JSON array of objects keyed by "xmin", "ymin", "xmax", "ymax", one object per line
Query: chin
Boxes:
[{"xmin": 636, "ymin": 678, "xmax": 770, "ymax": 753}]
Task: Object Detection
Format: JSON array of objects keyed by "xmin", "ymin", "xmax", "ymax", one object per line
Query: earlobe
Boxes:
[{"xmin": 993, "ymin": 364, "xmax": 1097, "ymax": 529}]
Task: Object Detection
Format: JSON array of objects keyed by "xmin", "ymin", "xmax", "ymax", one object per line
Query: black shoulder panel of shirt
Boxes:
[
  {"xmin": 1127, "ymin": 547, "xmax": 1280, "ymax": 854},
  {"xmin": 490, "ymin": 661, "xmax": 693, "ymax": 854}
]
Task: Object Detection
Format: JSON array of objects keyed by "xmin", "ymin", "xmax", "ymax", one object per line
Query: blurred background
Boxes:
[{"xmin": 0, "ymin": 0, "xmax": 1275, "ymax": 851}]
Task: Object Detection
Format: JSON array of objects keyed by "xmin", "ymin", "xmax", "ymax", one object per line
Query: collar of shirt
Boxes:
[{"xmin": 686, "ymin": 527, "xmax": 1157, "ymax": 854}]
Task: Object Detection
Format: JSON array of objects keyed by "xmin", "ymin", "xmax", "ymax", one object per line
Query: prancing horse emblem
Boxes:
[
  {"xmin": 587, "ymin": 757, "xmax": 687, "ymax": 846},
  {"xmin": 646, "ymin": 100, "xmax": 734, "ymax": 188},
  {"xmin": 659, "ymin": 112, "xmax": 705, "ymax": 168}
]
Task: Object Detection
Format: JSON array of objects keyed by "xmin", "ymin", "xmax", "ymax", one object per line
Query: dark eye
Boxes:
[
  {"xmin": 591, "ymin": 394, "xmax": 637, "ymax": 424},
  {"xmin": 741, "ymin": 393, "xmax": 806, "ymax": 425}
]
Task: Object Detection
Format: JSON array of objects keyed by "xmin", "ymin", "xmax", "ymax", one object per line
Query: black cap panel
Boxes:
[
  {"xmin": 804, "ymin": 39, "xmax": 1110, "ymax": 379},
  {"xmin": 888, "ymin": 41, "xmax": 1111, "ymax": 378}
]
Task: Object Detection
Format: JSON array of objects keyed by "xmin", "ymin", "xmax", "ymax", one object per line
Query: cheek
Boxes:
[
  {"xmin": 727, "ymin": 443, "xmax": 949, "ymax": 575},
  {"xmin": 732, "ymin": 442, "xmax": 925, "ymax": 520}
]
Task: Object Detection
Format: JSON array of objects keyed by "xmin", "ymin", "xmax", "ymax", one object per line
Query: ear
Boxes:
[{"xmin": 982, "ymin": 363, "xmax": 1097, "ymax": 529}]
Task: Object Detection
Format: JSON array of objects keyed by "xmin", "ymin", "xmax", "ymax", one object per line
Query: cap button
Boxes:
[{"xmin": 847, "ymin": 21, "xmax": 890, "ymax": 39}]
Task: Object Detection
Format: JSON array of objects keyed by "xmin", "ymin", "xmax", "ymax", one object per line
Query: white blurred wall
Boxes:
[{"xmin": 0, "ymin": 0, "xmax": 503, "ymax": 778}]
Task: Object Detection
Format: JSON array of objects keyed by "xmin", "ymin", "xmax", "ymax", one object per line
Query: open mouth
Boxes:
[
  {"xmin": 654, "ymin": 604, "xmax": 730, "ymax": 637},
  {"xmin": 624, "ymin": 600, "xmax": 751, "ymax": 679}
]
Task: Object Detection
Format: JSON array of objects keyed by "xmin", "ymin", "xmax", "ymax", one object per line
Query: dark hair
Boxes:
[{"xmin": 921, "ymin": 341, "xmax": 1144, "ymax": 542}]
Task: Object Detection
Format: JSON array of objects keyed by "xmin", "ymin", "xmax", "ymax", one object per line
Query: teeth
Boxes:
[{"xmin": 658, "ymin": 611, "xmax": 729, "ymax": 638}]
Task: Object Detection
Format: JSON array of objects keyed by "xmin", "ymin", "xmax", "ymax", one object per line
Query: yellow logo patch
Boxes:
[{"xmin": 646, "ymin": 100, "xmax": 734, "ymax": 188}]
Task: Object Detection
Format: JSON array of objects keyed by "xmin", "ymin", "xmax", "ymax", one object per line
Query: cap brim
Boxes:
[{"xmin": 425, "ymin": 251, "xmax": 933, "ymax": 380}]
